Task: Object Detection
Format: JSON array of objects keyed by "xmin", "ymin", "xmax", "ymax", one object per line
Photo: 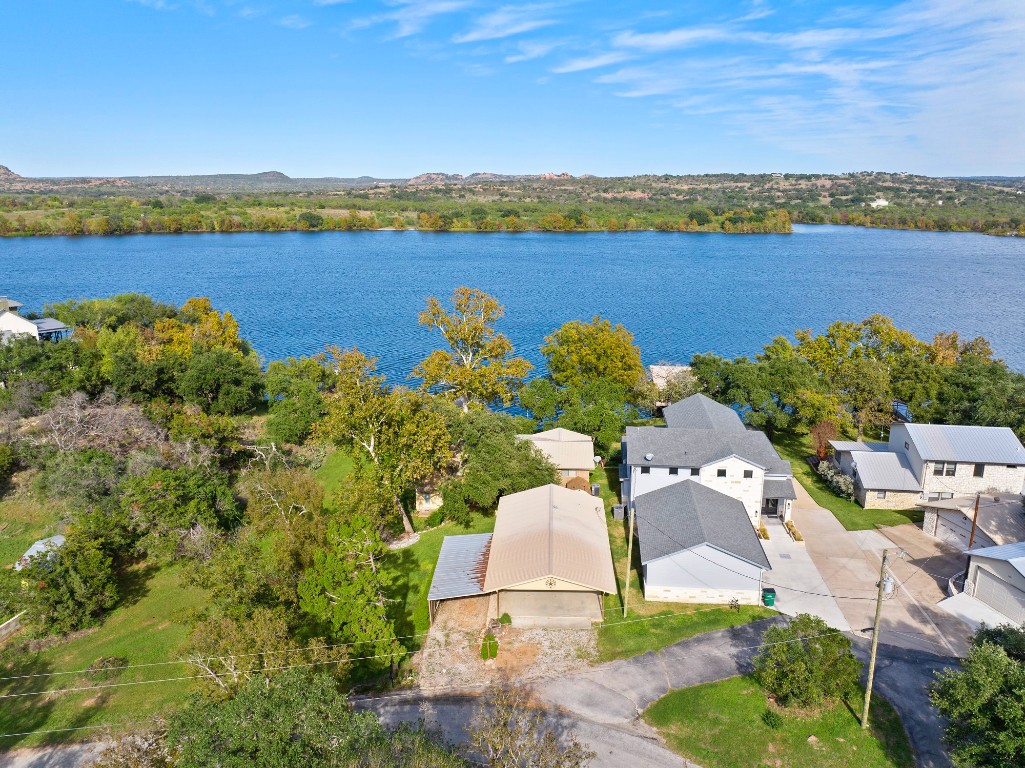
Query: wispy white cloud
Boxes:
[
  {"xmin": 353, "ymin": 0, "xmax": 472, "ymax": 38},
  {"xmin": 278, "ymin": 14, "xmax": 311, "ymax": 29},
  {"xmin": 453, "ymin": 5, "xmax": 557, "ymax": 43},
  {"xmin": 127, "ymin": 0, "xmax": 176, "ymax": 10},
  {"xmin": 552, "ymin": 50, "xmax": 631, "ymax": 73},
  {"xmin": 505, "ymin": 39, "xmax": 560, "ymax": 63},
  {"xmin": 612, "ymin": 25, "xmax": 734, "ymax": 51}
]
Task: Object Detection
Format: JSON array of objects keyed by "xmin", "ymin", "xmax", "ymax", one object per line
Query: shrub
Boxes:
[
  {"xmin": 498, "ymin": 613, "xmax": 512, "ymax": 625},
  {"xmin": 759, "ymin": 521, "xmax": 770, "ymax": 540},
  {"xmin": 785, "ymin": 520, "xmax": 804, "ymax": 542},
  {"xmin": 816, "ymin": 460, "xmax": 856, "ymax": 501},
  {"xmin": 762, "ymin": 709, "xmax": 784, "ymax": 729},
  {"xmin": 424, "ymin": 510, "xmax": 444, "ymax": 528},
  {"xmin": 481, "ymin": 633, "xmax": 498, "ymax": 660},
  {"xmin": 0, "ymin": 442, "xmax": 15, "ymax": 487},
  {"xmin": 753, "ymin": 614, "xmax": 861, "ymax": 708}
]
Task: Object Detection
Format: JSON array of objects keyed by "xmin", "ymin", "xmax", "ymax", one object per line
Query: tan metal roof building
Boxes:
[
  {"xmin": 516, "ymin": 428, "xmax": 597, "ymax": 472},
  {"xmin": 483, "ymin": 484, "xmax": 617, "ymax": 594}
]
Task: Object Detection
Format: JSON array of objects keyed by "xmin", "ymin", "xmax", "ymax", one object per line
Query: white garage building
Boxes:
[
  {"xmin": 634, "ymin": 480, "xmax": 771, "ymax": 604},
  {"xmin": 963, "ymin": 541, "xmax": 1025, "ymax": 625}
]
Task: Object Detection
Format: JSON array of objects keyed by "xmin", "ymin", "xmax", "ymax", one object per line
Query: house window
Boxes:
[
  {"xmin": 640, "ymin": 467, "xmax": 650, "ymax": 474},
  {"xmin": 743, "ymin": 470, "xmax": 753, "ymax": 479},
  {"xmin": 876, "ymin": 490, "xmax": 887, "ymax": 499},
  {"xmin": 1008, "ymin": 465, "xmax": 1019, "ymax": 469},
  {"xmin": 946, "ymin": 462, "xmax": 956, "ymax": 476},
  {"xmin": 934, "ymin": 461, "xmax": 957, "ymax": 476},
  {"xmin": 974, "ymin": 464, "xmax": 985, "ymax": 478},
  {"xmin": 717, "ymin": 469, "xmax": 727, "ymax": 478},
  {"xmin": 690, "ymin": 468, "xmax": 700, "ymax": 476},
  {"xmin": 933, "ymin": 463, "xmax": 943, "ymax": 476},
  {"xmin": 904, "ymin": 441, "xmax": 910, "ymax": 450},
  {"xmin": 669, "ymin": 467, "xmax": 679, "ymax": 476}
]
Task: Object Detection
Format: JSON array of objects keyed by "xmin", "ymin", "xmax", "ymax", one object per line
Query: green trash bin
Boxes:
[{"xmin": 762, "ymin": 587, "xmax": 776, "ymax": 607}]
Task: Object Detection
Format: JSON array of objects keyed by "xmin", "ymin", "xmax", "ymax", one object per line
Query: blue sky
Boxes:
[{"xmin": 3, "ymin": 1, "xmax": 1023, "ymax": 177}]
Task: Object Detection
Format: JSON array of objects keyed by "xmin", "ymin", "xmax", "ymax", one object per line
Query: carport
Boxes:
[{"xmin": 427, "ymin": 533, "xmax": 491, "ymax": 624}]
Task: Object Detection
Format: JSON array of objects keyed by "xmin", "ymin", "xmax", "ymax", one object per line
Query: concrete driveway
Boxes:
[
  {"xmin": 760, "ymin": 516, "xmax": 850, "ymax": 630},
  {"xmin": 792, "ymin": 483, "xmax": 973, "ymax": 657}
]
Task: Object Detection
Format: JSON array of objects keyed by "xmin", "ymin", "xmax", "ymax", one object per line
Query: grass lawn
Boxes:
[
  {"xmin": 773, "ymin": 433, "xmax": 924, "ymax": 531},
  {"xmin": 314, "ymin": 449, "xmax": 354, "ymax": 501},
  {"xmin": 0, "ymin": 562, "xmax": 208, "ymax": 749},
  {"xmin": 644, "ymin": 676, "xmax": 914, "ymax": 768},
  {"xmin": 591, "ymin": 464, "xmax": 774, "ymax": 663},
  {"xmin": 380, "ymin": 513, "xmax": 495, "ymax": 652},
  {"xmin": 0, "ymin": 495, "xmax": 63, "ymax": 567}
]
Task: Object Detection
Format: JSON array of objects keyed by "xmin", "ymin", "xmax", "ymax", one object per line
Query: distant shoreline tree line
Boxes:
[{"xmin": 0, "ymin": 196, "xmax": 794, "ymax": 236}]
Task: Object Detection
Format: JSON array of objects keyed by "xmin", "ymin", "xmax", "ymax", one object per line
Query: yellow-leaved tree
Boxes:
[{"xmin": 413, "ymin": 287, "xmax": 532, "ymax": 411}]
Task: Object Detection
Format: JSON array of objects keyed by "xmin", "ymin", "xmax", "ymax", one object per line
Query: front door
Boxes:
[{"xmin": 763, "ymin": 498, "xmax": 780, "ymax": 517}]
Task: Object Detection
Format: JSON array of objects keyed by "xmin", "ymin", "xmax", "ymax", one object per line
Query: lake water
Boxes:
[{"xmin": 3, "ymin": 226, "xmax": 1024, "ymax": 377}]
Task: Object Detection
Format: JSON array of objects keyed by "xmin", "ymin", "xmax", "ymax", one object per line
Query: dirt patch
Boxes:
[{"xmin": 415, "ymin": 596, "xmax": 598, "ymax": 691}]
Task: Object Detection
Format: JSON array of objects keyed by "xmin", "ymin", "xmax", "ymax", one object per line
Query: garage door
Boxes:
[
  {"xmin": 936, "ymin": 513, "xmax": 995, "ymax": 551},
  {"xmin": 975, "ymin": 569, "xmax": 1025, "ymax": 624}
]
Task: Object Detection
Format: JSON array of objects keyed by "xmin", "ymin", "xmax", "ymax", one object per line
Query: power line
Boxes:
[
  {"xmin": 0, "ymin": 630, "xmax": 434, "ymax": 684},
  {"xmin": 0, "ymin": 626, "xmax": 846, "ymax": 738}
]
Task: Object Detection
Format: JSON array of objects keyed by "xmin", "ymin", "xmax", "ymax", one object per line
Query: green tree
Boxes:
[
  {"xmin": 317, "ymin": 348, "xmax": 450, "ymax": 537},
  {"xmin": 165, "ymin": 669, "xmax": 466, "ymax": 767},
  {"xmin": 121, "ymin": 467, "xmax": 241, "ymax": 559},
  {"xmin": 931, "ymin": 639, "xmax": 1025, "ymax": 767},
  {"xmin": 413, "ymin": 287, "xmax": 532, "ymax": 410},
  {"xmin": 439, "ymin": 407, "xmax": 559, "ymax": 524},
  {"xmin": 752, "ymin": 614, "xmax": 861, "ymax": 708},
  {"xmin": 24, "ymin": 536, "xmax": 119, "ymax": 634},
  {"xmin": 541, "ymin": 316, "xmax": 645, "ymax": 392},
  {"xmin": 177, "ymin": 348, "xmax": 263, "ymax": 415},
  {"xmin": 181, "ymin": 607, "xmax": 346, "ymax": 699},
  {"xmin": 519, "ymin": 378, "xmax": 636, "ymax": 457},
  {"xmin": 298, "ymin": 515, "xmax": 404, "ymax": 675}
]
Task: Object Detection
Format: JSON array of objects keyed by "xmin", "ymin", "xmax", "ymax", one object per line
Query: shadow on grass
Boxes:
[
  {"xmin": 0, "ymin": 648, "xmax": 57, "ymax": 750},
  {"xmin": 116, "ymin": 561, "xmax": 159, "ymax": 610}
]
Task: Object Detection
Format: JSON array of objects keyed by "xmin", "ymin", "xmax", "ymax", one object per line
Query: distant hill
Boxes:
[{"xmin": 0, "ymin": 165, "xmax": 582, "ymax": 194}]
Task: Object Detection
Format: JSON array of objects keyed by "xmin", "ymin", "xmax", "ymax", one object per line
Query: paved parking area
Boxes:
[
  {"xmin": 792, "ymin": 484, "xmax": 972, "ymax": 657},
  {"xmin": 760, "ymin": 516, "xmax": 850, "ymax": 630}
]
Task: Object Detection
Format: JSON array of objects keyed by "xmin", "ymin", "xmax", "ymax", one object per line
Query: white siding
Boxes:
[
  {"xmin": 0, "ymin": 312, "xmax": 38, "ymax": 341},
  {"xmin": 967, "ymin": 558, "xmax": 1025, "ymax": 624},
  {"xmin": 642, "ymin": 544, "xmax": 764, "ymax": 604},
  {"xmin": 888, "ymin": 424, "xmax": 925, "ymax": 481},
  {"xmin": 630, "ymin": 456, "xmax": 764, "ymax": 523}
]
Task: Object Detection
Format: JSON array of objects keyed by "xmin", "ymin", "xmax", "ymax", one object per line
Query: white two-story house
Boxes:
[
  {"xmin": 830, "ymin": 423, "xmax": 1025, "ymax": 510},
  {"xmin": 622, "ymin": 394, "xmax": 797, "ymax": 525},
  {"xmin": 621, "ymin": 394, "xmax": 788, "ymax": 604}
]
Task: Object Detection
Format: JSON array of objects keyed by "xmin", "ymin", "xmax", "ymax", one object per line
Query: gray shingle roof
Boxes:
[
  {"xmin": 763, "ymin": 477, "xmax": 797, "ymax": 500},
  {"xmin": 662, "ymin": 394, "xmax": 746, "ymax": 432},
  {"xmin": 852, "ymin": 451, "xmax": 922, "ymax": 492},
  {"xmin": 904, "ymin": 424, "xmax": 1025, "ymax": 465},
  {"xmin": 634, "ymin": 480, "xmax": 770, "ymax": 569},
  {"xmin": 428, "ymin": 534, "xmax": 491, "ymax": 601},
  {"xmin": 624, "ymin": 425, "xmax": 792, "ymax": 475}
]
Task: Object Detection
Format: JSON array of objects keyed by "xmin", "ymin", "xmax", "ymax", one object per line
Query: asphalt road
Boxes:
[{"xmin": 1, "ymin": 618, "xmax": 956, "ymax": 768}]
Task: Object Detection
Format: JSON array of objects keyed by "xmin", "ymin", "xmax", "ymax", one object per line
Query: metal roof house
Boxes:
[
  {"xmin": 830, "ymin": 423, "xmax": 1025, "ymax": 510},
  {"xmin": 14, "ymin": 535, "xmax": 66, "ymax": 572},
  {"xmin": 962, "ymin": 541, "xmax": 1025, "ymax": 625},
  {"xmin": 0, "ymin": 296, "xmax": 69, "ymax": 344},
  {"xmin": 515, "ymin": 428, "xmax": 597, "ymax": 484},
  {"xmin": 635, "ymin": 481, "xmax": 770, "ymax": 604},
  {"xmin": 427, "ymin": 484, "xmax": 617, "ymax": 627},
  {"xmin": 622, "ymin": 394, "xmax": 797, "ymax": 525}
]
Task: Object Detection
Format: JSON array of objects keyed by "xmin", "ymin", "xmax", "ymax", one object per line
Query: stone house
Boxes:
[{"xmin": 830, "ymin": 423, "xmax": 1025, "ymax": 509}]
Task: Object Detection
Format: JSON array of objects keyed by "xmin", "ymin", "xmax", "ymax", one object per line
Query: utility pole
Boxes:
[
  {"xmin": 862, "ymin": 549, "xmax": 889, "ymax": 730},
  {"xmin": 623, "ymin": 504, "xmax": 635, "ymax": 618},
  {"xmin": 967, "ymin": 492, "xmax": 981, "ymax": 548}
]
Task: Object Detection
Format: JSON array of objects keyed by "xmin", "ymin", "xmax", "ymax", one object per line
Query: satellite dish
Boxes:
[{"xmin": 644, "ymin": 453, "xmax": 654, "ymax": 461}]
